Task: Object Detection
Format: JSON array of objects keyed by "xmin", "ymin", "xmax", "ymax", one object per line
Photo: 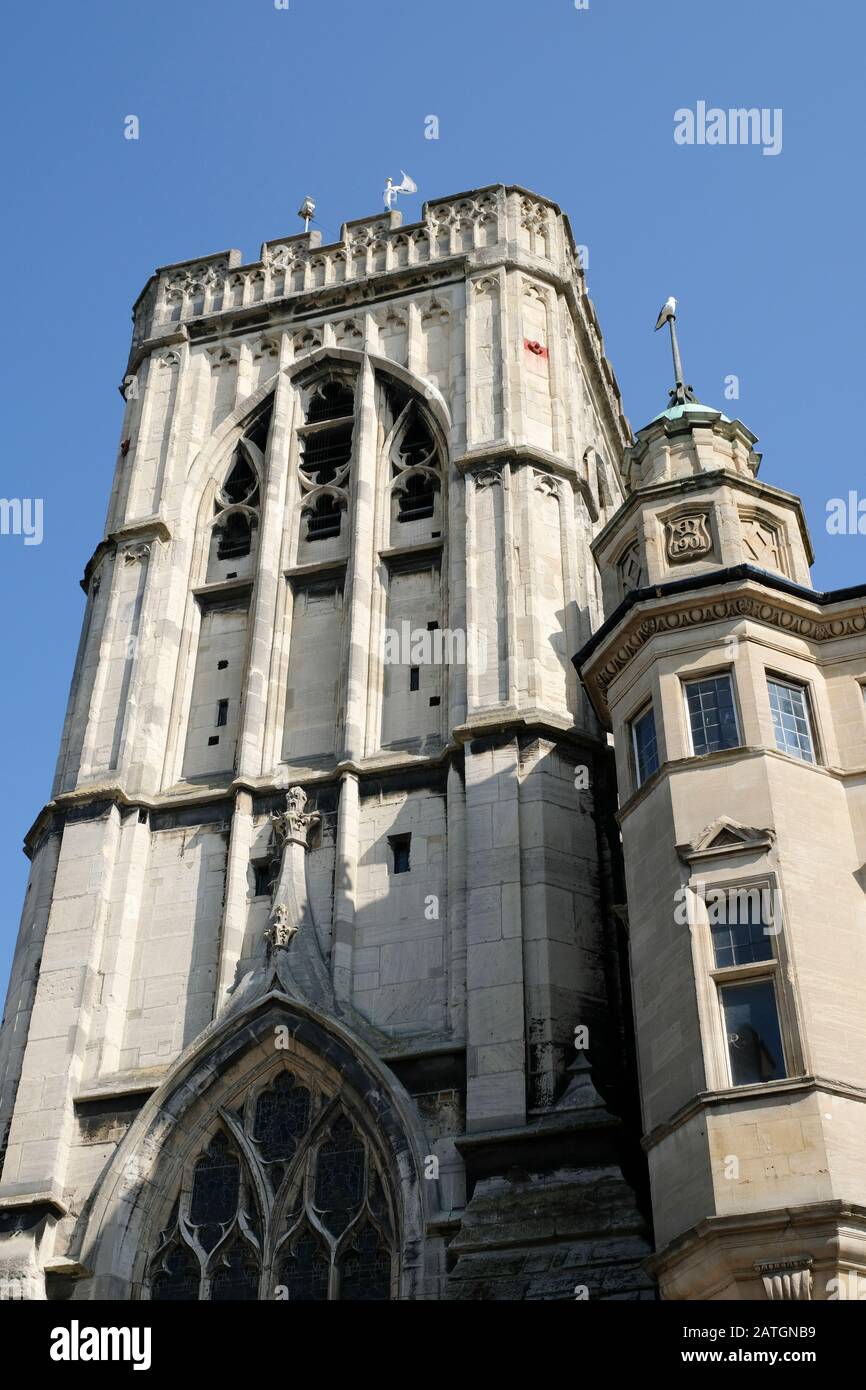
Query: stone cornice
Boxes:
[
  {"xmin": 646, "ymin": 1198, "xmax": 866, "ymax": 1282},
  {"xmin": 80, "ymin": 516, "xmax": 172, "ymax": 592},
  {"xmin": 642, "ymin": 1074, "xmax": 866, "ymax": 1153},
  {"xmin": 454, "ymin": 444, "xmax": 596, "ymax": 516},
  {"xmin": 575, "ymin": 567, "xmax": 866, "ymax": 724}
]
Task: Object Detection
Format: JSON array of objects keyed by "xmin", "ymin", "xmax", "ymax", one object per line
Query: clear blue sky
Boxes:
[{"xmin": 1, "ymin": 0, "xmax": 864, "ymax": 991}]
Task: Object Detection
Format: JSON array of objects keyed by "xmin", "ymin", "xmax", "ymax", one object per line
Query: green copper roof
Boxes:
[{"xmin": 650, "ymin": 401, "xmax": 731, "ymax": 425}]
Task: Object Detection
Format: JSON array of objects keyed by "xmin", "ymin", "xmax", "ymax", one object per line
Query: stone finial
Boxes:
[
  {"xmin": 271, "ymin": 786, "xmax": 320, "ymax": 848},
  {"xmin": 264, "ymin": 903, "xmax": 297, "ymax": 952}
]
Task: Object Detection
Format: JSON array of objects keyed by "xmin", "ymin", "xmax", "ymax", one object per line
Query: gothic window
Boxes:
[
  {"xmin": 277, "ymin": 1229, "xmax": 330, "ymax": 1302},
  {"xmin": 212, "ymin": 434, "xmax": 262, "ymax": 564},
  {"xmin": 313, "ymin": 1115, "xmax": 366, "ymax": 1236},
  {"xmin": 209, "ymin": 1240, "xmax": 262, "ymax": 1301},
  {"xmin": 389, "ymin": 403, "xmax": 442, "ymax": 536},
  {"xmin": 297, "ymin": 374, "xmax": 355, "ymax": 546},
  {"xmin": 339, "ymin": 1224, "xmax": 392, "ymax": 1302},
  {"xmin": 144, "ymin": 1069, "xmax": 397, "ymax": 1301},
  {"xmin": 150, "ymin": 1244, "xmax": 199, "ymax": 1302},
  {"xmin": 189, "ymin": 1132, "xmax": 241, "ymax": 1251},
  {"xmin": 252, "ymin": 1071, "xmax": 311, "ymax": 1166}
]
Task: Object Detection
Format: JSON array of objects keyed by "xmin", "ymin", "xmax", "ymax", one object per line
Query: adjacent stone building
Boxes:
[
  {"xmin": 2, "ymin": 182, "xmax": 862, "ymax": 1302},
  {"xmin": 576, "ymin": 391, "xmax": 866, "ymax": 1301}
]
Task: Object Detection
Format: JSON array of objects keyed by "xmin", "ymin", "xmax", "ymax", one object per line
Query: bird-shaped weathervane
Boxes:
[
  {"xmin": 654, "ymin": 296, "xmax": 698, "ymax": 407},
  {"xmin": 384, "ymin": 171, "xmax": 417, "ymax": 211}
]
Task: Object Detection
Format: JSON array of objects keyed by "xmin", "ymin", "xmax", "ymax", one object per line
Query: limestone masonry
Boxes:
[{"xmin": 1, "ymin": 184, "xmax": 864, "ymax": 1301}]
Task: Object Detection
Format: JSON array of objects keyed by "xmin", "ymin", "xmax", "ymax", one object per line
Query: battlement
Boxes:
[{"xmin": 132, "ymin": 184, "xmax": 583, "ymax": 342}]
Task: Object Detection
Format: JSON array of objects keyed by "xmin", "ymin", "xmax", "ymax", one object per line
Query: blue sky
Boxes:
[{"xmin": 0, "ymin": 0, "xmax": 864, "ymax": 990}]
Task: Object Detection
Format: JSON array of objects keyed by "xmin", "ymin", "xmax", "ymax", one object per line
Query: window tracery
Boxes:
[
  {"xmin": 297, "ymin": 374, "xmax": 356, "ymax": 546},
  {"xmin": 145, "ymin": 1066, "xmax": 397, "ymax": 1301},
  {"xmin": 389, "ymin": 404, "xmax": 442, "ymax": 530}
]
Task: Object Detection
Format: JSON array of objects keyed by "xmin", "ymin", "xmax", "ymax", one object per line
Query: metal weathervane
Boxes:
[
  {"xmin": 384, "ymin": 171, "xmax": 417, "ymax": 211},
  {"xmin": 654, "ymin": 296, "xmax": 698, "ymax": 406}
]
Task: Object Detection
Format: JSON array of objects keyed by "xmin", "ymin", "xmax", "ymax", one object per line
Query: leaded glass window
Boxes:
[
  {"xmin": 144, "ymin": 1067, "xmax": 396, "ymax": 1301},
  {"xmin": 189, "ymin": 1132, "xmax": 240, "ymax": 1252},
  {"xmin": 313, "ymin": 1115, "xmax": 366, "ymax": 1236},
  {"xmin": 277, "ymin": 1230, "xmax": 330, "ymax": 1302},
  {"xmin": 340, "ymin": 1224, "xmax": 392, "ymax": 1302},
  {"xmin": 684, "ymin": 675, "xmax": 740, "ymax": 756},
  {"xmin": 767, "ymin": 677, "xmax": 815, "ymax": 763}
]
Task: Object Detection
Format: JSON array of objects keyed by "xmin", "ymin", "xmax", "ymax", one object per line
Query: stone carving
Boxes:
[
  {"xmin": 665, "ymin": 513, "xmax": 712, "ymax": 562},
  {"xmin": 271, "ymin": 785, "xmax": 320, "ymax": 848},
  {"xmin": 253, "ymin": 336, "xmax": 280, "ymax": 363},
  {"xmin": 617, "ymin": 539, "xmax": 644, "ymax": 592},
  {"xmin": 120, "ymin": 542, "xmax": 152, "ymax": 566},
  {"xmin": 473, "ymin": 465, "xmax": 503, "ymax": 490},
  {"xmin": 740, "ymin": 511, "xmax": 786, "ymax": 574},
  {"xmin": 263, "ymin": 243, "xmax": 296, "ymax": 270},
  {"xmin": 533, "ymin": 470, "xmax": 559, "ymax": 497},
  {"xmin": 264, "ymin": 903, "xmax": 298, "ymax": 951},
  {"xmin": 163, "ymin": 261, "xmax": 224, "ymax": 296},
  {"xmin": 293, "ymin": 328, "xmax": 322, "ymax": 356},
  {"xmin": 207, "ymin": 345, "xmax": 237, "ymax": 369},
  {"xmin": 756, "ymin": 1259, "xmax": 813, "ymax": 1301},
  {"xmin": 591, "ymin": 593, "xmax": 866, "ymax": 706},
  {"xmin": 264, "ymin": 788, "xmax": 320, "ymax": 956}
]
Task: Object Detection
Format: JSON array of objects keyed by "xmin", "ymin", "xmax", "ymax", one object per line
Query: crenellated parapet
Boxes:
[{"xmin": 127, "ymin": 184, "xmax": 629, "ymax": 454}]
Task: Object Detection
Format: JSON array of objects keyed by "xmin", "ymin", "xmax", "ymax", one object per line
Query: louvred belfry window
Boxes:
[
  {"xmin": 213, "ymin": 442, "xmax": 261, "ymax": 560},
  {"xmin": 389, "ymin": 404, "xmax": 442, "ymax": 527},
  {"xmin": 298, "ymin": 375, "xmax": 355, "ymax": 544},
  {"xmin": 145, "ymin": 1067, "xmax": 397, "ymax": 1300}
]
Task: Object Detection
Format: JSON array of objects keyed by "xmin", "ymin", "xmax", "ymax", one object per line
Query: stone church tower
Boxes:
[{"xmin": 0, "ymin": 186, "xmax": 654, "ymax": 1301}]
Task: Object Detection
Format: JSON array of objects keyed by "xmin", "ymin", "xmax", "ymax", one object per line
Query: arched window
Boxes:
[
  {"xmin": 297, "ymin": 374, "xmax": 356, "ymax": 546},
  {"xmin": 212, "ymin": 441, "xmax": 261, "ymax": 562},
  {"xmin": 145, "ymin": 1068, "xmax": 397, "ymax": 1301},
  {"xmin": 389, "ymin": 405, "xmax": 442, "ymax": 534}
]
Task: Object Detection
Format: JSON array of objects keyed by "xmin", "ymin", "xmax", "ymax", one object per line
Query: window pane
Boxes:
[
  {"xmin": 709, "ymin": 887, "xmax": 774, "ymax": 968},
  {"xmin": 685, "ymin": 676, "xmax": 740, "ymax": 756},
  {"xmin": 632, "ymin": 706, "xmax": 659, "ymax": 785},
  {"xmin": 767, "ymin": 679, "xmax": 814, "ymax": 762},
  {"xmin": 720, "ymin": 980, "xmax": 786, "ymax": 1085}
]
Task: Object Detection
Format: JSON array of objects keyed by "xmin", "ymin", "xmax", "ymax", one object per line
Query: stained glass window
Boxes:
[
  {"xmin": 146, "ymin": 1071, "xmax": 396, "ymax": 1302},
  {"xmin": 314, "ymin": 1115, "xmax": 366, "ymax": 1236},
  {"xmin": 209, "ymin": 1242, "xmax": 261, "ymax": 1301},
  {"xmin": 277, "ymin": 1231, "xmax": 330, "ymax": 1302},
  {"xmin": 151, "ymin": 1245, "xmax": 200, "ymax": 1302},
  {"xmin": 189, "ymin": 1132, "xmax": 240, "ymax": 1251},
  {"xmin": 253, "ymin": 1073, "xmax": 311, "ymax": 1164},
  {"xmin": 340, "ymin": 1225, "xmax": 392, "ymax": 1302}
]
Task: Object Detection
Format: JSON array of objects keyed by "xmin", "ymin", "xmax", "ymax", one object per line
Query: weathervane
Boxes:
[
  {"xmin": 297, "ymin": 195, "xmax": 316, "ymax": 233},
  {"xmin": 654, "ymin": 296, "xmax": 698, "ymax": 406},
  {"xmin": 384, "ymin": 171, "xmax": 417, "ymax": 211}
]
